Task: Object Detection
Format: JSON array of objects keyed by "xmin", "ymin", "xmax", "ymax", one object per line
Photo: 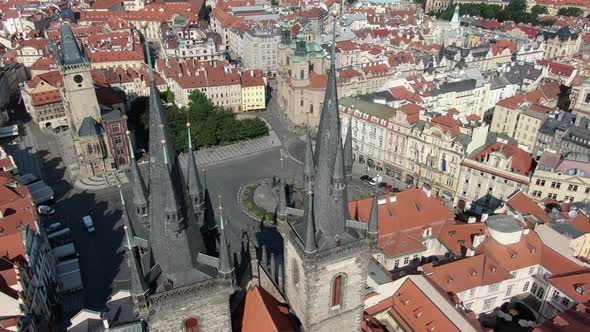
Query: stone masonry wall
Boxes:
[{"xmin": 148, "ymin": 288, "xmax": 232, "ymax": 332}]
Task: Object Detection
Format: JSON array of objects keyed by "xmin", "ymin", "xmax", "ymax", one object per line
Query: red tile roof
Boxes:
[
  {"xmin": 438, "ymin": 221, "xmax": 486, "ymax": 256},
  {"xmin": 424, "ymin": 254, "xmax": 513, "ymax": 294},
  {"xmin": 571, "ymin": 214, "xmax": 590, "ymax": 234},
  {"xmin": 373, "ymin": 278, "xmax": 463, "ymax": 332},
  {"xmin": 431, "ymin": 113, "xmax": 460, "ymax": 137},
  {"xmin": 31, "ymin": 90, "xmax": 62, "ymax": 106},
  {"xmin": 547, "ymin": 269, "xmax": 590, "ymax": 304},
  {"xmin": 239, "ymin": 286, "xmax": 294, "ymax": 332},
  {"xmin": 470, "ymin": 142, "xmax": 534, "ymax": 176},
  {"xmin": 241, "ymin": 70, "xmax": 265, "ymax": 88},
  {"xmin": 506, "ymin": 192, "xmax": 550, "ymax": 223},
  {"xmin": 389, "ymin": 86, "xmax": 422, "ymax": 103}
]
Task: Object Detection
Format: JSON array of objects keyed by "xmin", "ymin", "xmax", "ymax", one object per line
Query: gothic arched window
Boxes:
[
  {"xmin": 184, "ymin": 318, "xmax": 199, "ymax": 332},
  {"xmin": 87, "ymin": 143, "xmax": 93, "ymax": 154},
  {"xmin": 331, "ymin": 274, "xmax": 344, "ymax": 307},
  {"xmin": 300, "ymin": 70, "xmax": 304, "ymax": 80}
]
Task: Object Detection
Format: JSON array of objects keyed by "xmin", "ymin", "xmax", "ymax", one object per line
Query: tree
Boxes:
[
  {"xmin": 558, "ymin": 7, "xmax": 584, "ymax": 17},
  {"xmin": 531, "ymin": 5, "xmax": 549, "ymax": 17}
]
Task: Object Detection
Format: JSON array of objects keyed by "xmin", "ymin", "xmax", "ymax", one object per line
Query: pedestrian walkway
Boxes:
[
  {"xmin": 55, "ymin": 129, "xmax": 80, "ymax": 178},
  {"xmin": 181, "ymin": 130, "xmax": 281, "ymax": 166}
]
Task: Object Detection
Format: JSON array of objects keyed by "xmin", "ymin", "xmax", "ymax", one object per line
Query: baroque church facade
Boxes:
[{"xmin": 118, "ymin": 18, "xmax": 381, "ymax": 331}]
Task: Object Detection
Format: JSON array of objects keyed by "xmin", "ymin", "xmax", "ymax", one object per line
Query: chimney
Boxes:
[
  {"xmin": 472, "ymin": 234, "xmax": 485, "ymax": 248},
  {"xmin": 100, "ymin": 312, "xmax": 109, "ymax": 329},
  {"xmin": 481, "ymin": 213, "xmax": 489, "ymax": 222},
  {"xmin": 468, "ymin": 216, "xmax": 476, "ymax": 224}
]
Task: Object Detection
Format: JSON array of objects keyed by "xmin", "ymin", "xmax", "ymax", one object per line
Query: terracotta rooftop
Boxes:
[
  {"xmin": 470, "ymin": 142, "xmax": 534, "ymax": 176},
  {"xmin": 505, "ymin": 191, "xmax": 550, "ymax": 223},
  {"xmin": 547, "ymin": 269, "xmax": 590, "ymax": 304},
  {"xmin": 423, "ymin": 254, "xmax": 512, "ymax": 294},
  {"xmin": 237, "ymin": 286, "xmax": 294, "ymax": 332},
  {"xmin": 431, "ymin": 113, "xmax": 460, "ymax": 137},
  {"xmin": 438, "ymin": 221, "xmax": 486, "ymax": 256}
]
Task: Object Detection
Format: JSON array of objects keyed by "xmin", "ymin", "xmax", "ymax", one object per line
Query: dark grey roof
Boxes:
[
  {"xmin": 431, "ymin": 79, "xmax": 477, "ymax": 95},
  {"xmin": 548, "ymin": 221, "xmax": 584, "ymax": 239},
  {"xmin": 128, "ymin": 40, "xmax": 219, "ymax": 293},
  {"xmin": 77, "ymin": 117, "xmax": 103, "ymax": 137},
  {"xmin": 217, "ymin": 205, "xmax": 234, "ymax": 275},
  {"xmin": 59, "ymin": 23, "xmax": 88, "ymax": 65},
  {"xmin": 120, "ymin": 190, "xmax": 148, "ymax": 297},
  {"xmin": 502, "ymin": 62, "xmax": 543, "ymax": 85},
  {"xmin": 543, "ymin": 26, "xmax": 579, "ymax": 42},
  {"xmin": 186, "ymin": 124, "xmax": 203, "ymax": 200},
  {"xmin": 292, "ymin": 22, "xmax": 363, "ymax": 253},
  {"xmin": 101, "ymin": 109, "xmax": 123, "ymax": 122}
]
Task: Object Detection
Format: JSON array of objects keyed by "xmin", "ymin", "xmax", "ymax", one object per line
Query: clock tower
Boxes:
[{"xmin": 58, "ymin": 24, "xmax": 101, "ymax": 131}]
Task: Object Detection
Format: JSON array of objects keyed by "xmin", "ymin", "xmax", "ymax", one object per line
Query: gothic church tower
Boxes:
[
  {"xmin": 58, "ymin": 24, "xmax": 101, "ymax": 130},
  {"xmin": 282, "ymin": 12, "xmax": 379, "ymax": 332}
]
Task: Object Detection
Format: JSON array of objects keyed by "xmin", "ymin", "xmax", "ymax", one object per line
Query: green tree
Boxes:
[
  {"xmin": 558, "ymin": 7, "xmax": 584, "ymax": 17},
  {"xmin": 531, "ymin": 5, "xmax": 549, "ymax": 17}
]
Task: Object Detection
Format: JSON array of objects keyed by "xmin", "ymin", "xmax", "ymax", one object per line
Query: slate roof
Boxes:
[
  {"xmin": 290, "ymin": 24, "xmax": 365, "ymax": 253},
  {"xmin": 77, "ymin": 117, "xmax": 103, "ymax": 137},
  {"xmin": 59, "ymin": 24, "xmax": 88, "ymax": 66}
]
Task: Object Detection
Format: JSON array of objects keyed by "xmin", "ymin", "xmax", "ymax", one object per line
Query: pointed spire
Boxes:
[
  {"xmin": 127, "ymin": 131, "xmax": 148, "ymax": 214},
  {"xmin": 119, "ymin": 187, "xmax": 148, "ymax": 295},
  {"xmin": 304, "ymin": 130, "xmax": 315, "ymax": 179},
  {"xmin": 217, "ymin": 197, "xmax": 234, "ymax": 275},
  {"xmin": 367, "ymin": 182, "xmax": 379, "ymax": 239},
  {"xmin": 304, "ymin": 190, "xmax": 317, "ymax": 254},
  {"xmin": 186, "ymin": 122, "xmax": 203, "ymax": 207},
  {"xmin": 343, "ymin": 108, "xmax": 353, "ymax": 182},
  {"xmin": 332, "ymin": 139, "xmax": 344, "ymax": 183},
  {"xmin": 278, "ymin": 179, "xmax": 287, "ymax": 216},
  {"xmin": 161, "ymin": 138, "xmax": 181, "ymax": 222}
]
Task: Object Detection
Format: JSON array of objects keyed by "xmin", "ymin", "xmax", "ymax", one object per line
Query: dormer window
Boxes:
[
  {"xmin": 576, "ymin": 286, "xmax": 585, "ymax": 295},
  {"xmin": 447, "ymin": 278, "xmax": 453, "ymax": 284}
]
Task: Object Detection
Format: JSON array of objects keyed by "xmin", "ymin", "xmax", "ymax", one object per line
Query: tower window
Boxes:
[
  {"xmin": 184, "ymin": 318, "xmax": 199, "ymax": 332},
  {"xmin": 332, "ymin": 275, "xmax": 343, "ymax": 307},
  {"xmin": 300, "ymin": 70, "xmax": 304, "ymax": 80}
]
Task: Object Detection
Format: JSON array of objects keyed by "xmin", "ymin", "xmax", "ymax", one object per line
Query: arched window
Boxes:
[
  {"xmin": 309, "ymin": 104, "xmax": 313, "ymax": 114},
  {"xmin": 331, "ymin": 275, "xmax": 343, "ymax": 307},
  {"xmin": 87, "ymin": 143, "xmax": 93, "ymax": 154},
  {"xmin": 300, "ymin": 69, "xmax": 304, "ymax": 80},
  {"xmin": 184, "ymin": 318, "xmax": 199, "ymax": 332}
]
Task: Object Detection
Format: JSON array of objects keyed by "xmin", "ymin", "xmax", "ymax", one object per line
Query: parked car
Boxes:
[
  {"xmin": 390, "ymin": 187, "xmax": 401, "ymax": 193},
  {"xmin": 37, "ymin": 205, "xmax": 55, "ymax": 215},
  {"xmin": 360, "ymin": 175, "xmax": 370, "ymax": 181},
  {"xmin": 82, "ymin": 215, "xmax": 95, "ymax": 233},
  {"xmin": 383, "ymin": 184, "xmax": 393, "ymax": 191},
  {"xmin": 369, "ymin": 177, "xmax": 380, "ymax": 186},
  {"xmin": 46, "ymin": 222, "xmax": 63, "ymax": 232},
  {"xmin": 377, "ymin": 182, "xmax": 388, "ymax": 188}
]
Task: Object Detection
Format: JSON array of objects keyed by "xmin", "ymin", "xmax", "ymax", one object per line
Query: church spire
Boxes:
[
  {"xmin": 311, "ymin": 11, "xmax": 348, "ymax": 247},
  {"xmin": 367, "ymin": 183, "xmax": 379, "ymax": 240},
  {"xmin": 126, "ymin": 131, "xmax": 148, "ymax": 216},
  {"xmin": 119, "ymin": 187, "xmax": 148, "ymax": 296},
  {"xmin": 303, "ymin": 130, "xmax": 315, "ymax": 192},
  {"xmin": 217, "ymin": 198, "xmax": 234, "ymax": 276},
  {"xmin": 186, "ymin": 122, "xmax": 204, "ymax": 212},
  {"xmin": 343, "ymin": 108, "xmax": 353, "ymax": 182},
  {"xmin": 303, "ymin": 189, "xmax": 317, "ymax": 254}
]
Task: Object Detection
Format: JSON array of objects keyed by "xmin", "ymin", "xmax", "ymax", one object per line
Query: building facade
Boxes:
[{"xmin": 456, "ymin": 142, "xmax": 533, "ymax": 214}]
